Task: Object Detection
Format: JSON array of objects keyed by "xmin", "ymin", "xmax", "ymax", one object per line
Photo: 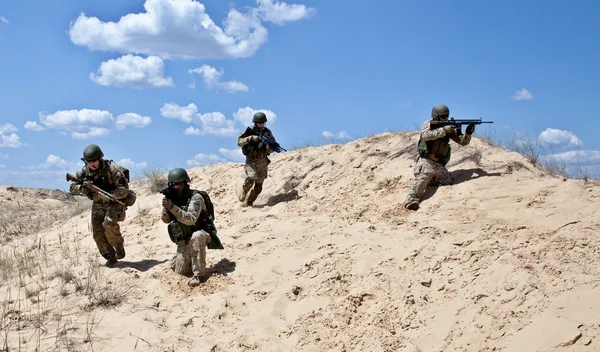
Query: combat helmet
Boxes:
[
  {"xmin": 431, "ymin": 104, "xmax": 450, "ymax": 121},
  {"xmin": 82, "ymin": 144, "xmax": 104, "ymax": 161},
  {"xmin": 252, "ymin": 112, "xmax": 267, "ymax": 123},
  {"xmin": 168, "ymin": 168, "xmax": 190, "ymax": 183}
]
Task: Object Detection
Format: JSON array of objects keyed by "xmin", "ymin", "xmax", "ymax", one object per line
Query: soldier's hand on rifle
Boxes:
[
  {"xmin": 443, "ymin": 125, "xmax": 456, "ymax": 135},
  {"xmin": 249, "ymin": 135, "xmax": 260, "ymax": 143},
  {"xmin": 162, "ymin": 197, "xmax": 174, "ymax": 210},
  {"xmin": 92, "ymin": 192, "xmax": 107, "ymax": 202},
  {"xmin": 466, "ymin": 123, "xmax": 475, "ymax": 135}
]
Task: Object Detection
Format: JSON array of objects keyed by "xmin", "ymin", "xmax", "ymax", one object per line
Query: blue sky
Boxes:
[{"xmin": 1, "ymin": 0, "xmax": 599, "ymax": 190}]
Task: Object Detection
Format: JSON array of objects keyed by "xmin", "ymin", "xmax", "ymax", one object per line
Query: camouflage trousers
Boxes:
[
  {"xmin": 404, "ymin": 157, "xmax": 453, "ymax": 205},
  {"xmin": 171, "ymin": 230, "xmax": 211, "ymax": 277},
  {"xmin": 240, "ymin": 157, "xmax": 269, "ymax": 204},
  {"xmin": 91, "ymin": 202, "xmax": 126, "ymax": 260}
]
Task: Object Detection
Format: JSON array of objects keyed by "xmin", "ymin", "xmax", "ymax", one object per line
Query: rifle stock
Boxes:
[{"xmin": 66, "ymin": 172, "xmax": 126, "ymax": 206}]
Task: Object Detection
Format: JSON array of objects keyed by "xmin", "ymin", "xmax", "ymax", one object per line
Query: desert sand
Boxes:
[{"xmin": 1, "ymin": 132, "xmax": 600, "ymax": 351}]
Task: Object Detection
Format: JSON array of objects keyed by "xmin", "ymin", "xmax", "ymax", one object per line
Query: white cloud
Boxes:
[
  {"xmin": 0, "ymin": 164, "xmax": 5, "ymax": 169},
  {"xmin": 0, "ymin": 123, "xmax": 23, "ymax": 148},
  {"xmin": 42, "ymin": 154, "xmax": 69, "ymax": 169},
  {"xmin": 161, "ymin": 103, "xmax": 238, "ymax": 137},
  {"xmin": 90, "ymin": 55, "xmax": 174, "ymax": 89},
  {"xmin": 541, "ymin": 150, "xmax": 600, "ymax": 166},
  {"xmin": 256, "ymin": 0, "xmax": 316, "ymax": 25},
  {"xmin": 0, "ymin": 134, "xmax": 23, "ymax": 148},
  {"xmin": 0, "ymin": 123, "xmax": 18, "ymax": 134},
  {"xmin": 24, "ymin": 121, "xmax": 45, "ymax": 131},
  {"xmin": 186, "ymin": 153, "xmax": 227, "ymax": 167},
  {"xmin": 0, "ymin": 153, "xmax": 8, "ymax": 159},
  {"xmin": 188, "ymin": 65, "xmax": 248, "ymax": 93},
  {"xmin": 68, "ymin": 0, "xmax": 314, "ymax": 60},
  {"xmin": 538, "ymin": 128, "xmax": 582, "ymax": 148},
  {"xmin": 116, "ymin": 113, "xmax": 152, "ymax": 130},
  {"xmin": 322, "ymin": 130, "xmax": 351, "ymax": 140},
  {"xmin": 218, "ymin": 147, "xmax": 245, "ymax": 162},
  {"xmin": 21, "ymin": 154, "xmax": 78, "ymax": 171},
  {"xmin": 511, "ymin": 88, "xmax": 533, "ymax": 101},
  {"xmin": 160, "ymin": 103, "xmax": 197, "ymax": 123},
  {"xmin": 37, "ymin": 109, "xmax": 114, "ymax": 139},
  {"xmin": 0, "ymin": 16, "xmax": 9, "ymax": 25},
  {"xmin": 233, "ymin": 107, "xmax": 277, "ymax": 126}
]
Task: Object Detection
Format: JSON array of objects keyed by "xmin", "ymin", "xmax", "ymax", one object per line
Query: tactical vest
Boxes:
[
  {"xmin": 418, "ymin": 136, "xmax": 452, "ymax": 166},
  {"xmin": 170, "ymin": 188, "xmax": 213, "ymax": 231},
  {"xmin": 86, "ymin": 160, "xmax": 117, "ymax": 192},
  {"xmin": 167, "ymin": 188, "xmax": 222, "ymax": 248},
  {"xmin": 242, "ymin": 127, "xmax": 271, "ymax": 159}
]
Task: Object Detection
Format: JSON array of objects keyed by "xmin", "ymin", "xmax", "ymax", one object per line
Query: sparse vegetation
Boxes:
[{"xmin": 142, "ymin": 164, "xmax": 169, "ymax": 194}]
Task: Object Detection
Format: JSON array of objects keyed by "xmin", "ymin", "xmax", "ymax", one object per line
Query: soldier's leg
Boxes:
[
  {"xmin": 404, "ymin": 158, "xmax": 435, "ymax": 210},
  {"xmin": 189, "ymin": 230, "xmax": 211, "ymax": 287},
  {"xmin": 104, "ymin": 204, "xmax": 126, "ymax": 259},
  {"xmin": 91, "ymin": 204, "xmax": 115, "ymax": 261},
  {"xmin": 239, "ymin": 160, "xmax": 257, "ymax": 202},
  {"xmin": 172, "ymin": 241, "xmax": 193, "ymax": 277},
  {"xmin": 434, "ymin": 163, "xmax": 453, "ymax": 186},
  {"xmin": 247, "ymin": 159, "xmax": 268, "ymax": 206}
]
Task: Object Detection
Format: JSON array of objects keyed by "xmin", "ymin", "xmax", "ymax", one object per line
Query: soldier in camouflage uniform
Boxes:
[
  {"xmin": 404, "ymin": 104, "xmax": 476, "ymax": 211},
  {"xmin": 236, "ymin": 112, "xmax": 279, "ymax": 206},
  {"xmin": 69, "ymin": 144, "xmax": 129, "ymax": 267},
  {"xmin": 161, "ymin": 168, "xmax": 223, "ymax": 287}
]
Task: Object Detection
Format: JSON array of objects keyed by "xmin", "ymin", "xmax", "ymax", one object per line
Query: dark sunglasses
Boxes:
[
  {"xmin": 168, "ymin": 181, "xmax": 184, "ymax": 187},
  {"xmin": 86, "ymin": 158, "xmax": 100, "ymax": 163}
]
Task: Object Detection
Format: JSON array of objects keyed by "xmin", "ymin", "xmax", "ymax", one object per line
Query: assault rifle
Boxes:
[
  {"xmin": 66, "ymin": 173, "xmax": 125, "ymax": 206},
  {"xmin": 159, "ymin": 182, "xmax": 177, "ymax": 200},
  {"xmin": 430, "ymin": 118, "xmax": 494, "ymax": 136},
  {"xmin": 258, "ymin": 134, "xmax": 287, "ymax": 153}
]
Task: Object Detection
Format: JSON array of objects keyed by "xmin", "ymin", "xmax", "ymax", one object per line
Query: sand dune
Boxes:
[{"xmin": 1, "ymin": 132, "xmax": 599, "ymax": 351}]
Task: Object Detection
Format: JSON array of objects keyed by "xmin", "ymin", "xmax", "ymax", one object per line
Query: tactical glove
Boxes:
[
  {"xmin": 162, "ymin": 197, "xmax": 174, "ymax": 210},
  {"xmin": 249, "ymin": 135, "xmax": 260, "ymax": 143},
  {"xmin": 466, "ymin": 123, "xmax": 475, "ymax": 135},
  {"xmin": 443, "ymin": 125, "xmax": 456, "ymax": 135}
]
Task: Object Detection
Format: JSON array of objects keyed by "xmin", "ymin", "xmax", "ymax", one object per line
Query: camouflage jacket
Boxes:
[
  {"xmin": 237, "ymin": 126, "xmax": 276, "ymax": 160},
  {"xmin": 161, "ymin": 188, "xmax": 207, "ymax": 227},
  {"xmin": 417, "ymin": 120, "xmax": 471, "ymax": 165},
  {"xmin": 69, "ymin": 160, "xmax": 129, "ymax": 200}
]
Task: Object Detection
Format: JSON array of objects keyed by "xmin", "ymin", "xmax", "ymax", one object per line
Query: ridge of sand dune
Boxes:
[{"xmin": 1, "ymin": 132, "xmax": 599, "ymax": 351}]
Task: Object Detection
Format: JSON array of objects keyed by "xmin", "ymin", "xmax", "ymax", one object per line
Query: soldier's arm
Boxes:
[
  {"xmin": 421, "ymin": 121, "xmax": 448, "ymax": 141},
  {"xmin": 450, "ymin": 133, "xmax": 471, "ymax": 146},
  {"xmin": 69, "ymin": 169, "xmax": 88, "ymax": 195},
  {"xmin": 169, "ymin": 192, "xmax": 205, "ymax": 226},
  {"xmin": 237, "ymin": 128, "xmax": 255, "ymax": 147},
  {"xmin": 109, "ymin": 165, "xmax": 129, "ymax": 199}
]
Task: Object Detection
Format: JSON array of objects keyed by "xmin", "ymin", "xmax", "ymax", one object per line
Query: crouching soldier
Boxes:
[{"xmin": 161, "ymin": 168, "xmax": 223, "ymax": 287}]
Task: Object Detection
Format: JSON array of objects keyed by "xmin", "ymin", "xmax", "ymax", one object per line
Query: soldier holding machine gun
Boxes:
[
  {"xmin": 236, "ymin": 112, "xmax": 285, "ymax": 207},
  {"xmin": 67, "ymin": 144, "xmax": 133, "ymax": 267},
  {"xmin": 404, "ymin": 104, "xmax": 493, "ymax": 211}
]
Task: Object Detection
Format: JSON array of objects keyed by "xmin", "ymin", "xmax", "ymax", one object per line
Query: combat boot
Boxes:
[
  {"xmin": 188, "ymin": 275, "xmax": 207, "ymax": 287},
  {"xmin": 105, "ymin": 253, "xmax": 118, "ymax": 267},
  {"xmin": 115, "ymin": 245, "xmax": 126, "ymax": 259},
  {"xmin": 405, "ymin": 201, "xmax": 419, "ymax": 211}
]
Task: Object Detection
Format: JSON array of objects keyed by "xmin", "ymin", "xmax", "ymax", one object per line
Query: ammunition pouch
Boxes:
[
  {"xmin": 167, "ymin": 221, "xmax": 193, "ymax": 244},
  {"xmin": 123, "ymin": 190, "xmax": 137, "ymax": 207}
]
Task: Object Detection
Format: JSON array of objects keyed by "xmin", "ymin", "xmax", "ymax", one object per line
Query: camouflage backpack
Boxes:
[{"xmin": 107, "ymin": 160, "xmax": 137, "ymax": 207}]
